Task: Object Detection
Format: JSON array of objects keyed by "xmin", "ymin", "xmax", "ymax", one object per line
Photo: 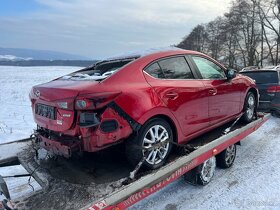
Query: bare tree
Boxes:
[
  {"xmin": 177, "ymin": 24, "xmax": 208, "ymax": 52},
  {"xmin": 176, "ymin": 0, "xmax": 280, "ymax": 69},
  {"xmin": 257, "ymin": 0, "xmax": 280, "ymax": 65}
]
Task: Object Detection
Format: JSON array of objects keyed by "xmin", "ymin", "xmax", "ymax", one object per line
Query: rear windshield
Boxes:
[
  {"xmin": 241, "ymin": 71, "xmax": 279, "ymax": 84},
  {"xmin": 60, "ymin": 59, "xmax": 135, "ymax": 81}
]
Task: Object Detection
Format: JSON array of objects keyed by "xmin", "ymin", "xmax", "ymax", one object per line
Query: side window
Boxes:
[
  {"xmin": 144, "ymin": 62, "xmax": 165, "ymax": 79},
  {"xmin": 192, "ymin": 56, "xmax": 226, "ymax": 79},
  {"xmin": 158, "ymin": 57, "xmax": 194, "ymax": 79}
]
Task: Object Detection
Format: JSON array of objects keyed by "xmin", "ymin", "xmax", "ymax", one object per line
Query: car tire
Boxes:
[
  {"xmin": 196, "ymin": 157, "xmax": 216, "ymax": 185},
  {"xmin": 242, "ymin": 91, "xmax": 256, "ymax": 123},
  {"xmin": 216, "ymin": 144, "xmax": 236, "ymax": 169},
  {"xmin": 125, "ymin": 118, "xmax": 173, "ymax": 170}
]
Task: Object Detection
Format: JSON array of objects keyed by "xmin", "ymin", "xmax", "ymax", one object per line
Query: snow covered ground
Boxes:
[
  {"xmin": 0, "ymin": 165, "xmax": 41, "ymax": 201},
  {"xmin": 0, "ymin": 66, "xmax": 80, "ymax": 203},
  {"xmin": 0, "ymin": 66, "xmax": 80, "ymax": 144},
  {"xmin": 131, "ymin": 116, "xmax": 280, "ymax": 210}
]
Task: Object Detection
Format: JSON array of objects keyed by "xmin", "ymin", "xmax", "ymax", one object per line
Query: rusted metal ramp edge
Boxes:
[{"xmin": 84, "ymin": 113, "xmax": 270, "ymax": 210}]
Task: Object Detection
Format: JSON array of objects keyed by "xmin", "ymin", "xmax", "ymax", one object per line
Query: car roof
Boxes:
[
  {"xmin": 104, "ymin": 47, "xmax": 205, "ymax": 61},
  {"xmin": 82, "ymin": 48, "xmax": 207, "ymax": 72},
  {"xmin": 106, "ymin": 47, "xmax": 183, "ymax": 60},
  {"xmin": 263, "ymin": 65, "xmax": 280, "ymax": 70},
  {"xmin": 92, "ymin": 47, "xmax": 207, "ymax": 68},
  {"xmin": 240, "ymin": 69, "xmax": 280, "ymax": 73}
]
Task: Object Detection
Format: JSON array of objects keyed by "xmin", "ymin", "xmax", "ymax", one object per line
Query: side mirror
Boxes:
[
  {"xmin": 227, "ymin": 69, "xmax": 236, "ymax": 80},
  {"xmin": 0, "ymin": 175, "xmax": 10, "ymax": 200}
]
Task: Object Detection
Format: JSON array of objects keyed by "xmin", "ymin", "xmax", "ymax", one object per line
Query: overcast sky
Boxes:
[{"xmin": 0, "ymin": 0, "xmax": 231, "ymax": 59}]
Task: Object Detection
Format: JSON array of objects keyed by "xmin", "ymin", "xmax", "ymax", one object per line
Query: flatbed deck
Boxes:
[{"xmin": 0, "ymin": 113, "xmax": 270, "ymax": 210}]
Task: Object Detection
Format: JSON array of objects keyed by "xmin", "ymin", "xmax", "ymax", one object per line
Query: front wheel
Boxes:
[
  {"xmin": 242, "ymin": 92, "xmax": 256, "ymax": 123},
  {"xmin": 125, "ymin": 118, "xmax": 173, "ymax": 169}
]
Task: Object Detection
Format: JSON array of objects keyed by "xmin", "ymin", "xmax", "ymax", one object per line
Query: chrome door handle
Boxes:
[{"xmin": 165, "ymin": 92, "xmax": 178, "ymax": 99}]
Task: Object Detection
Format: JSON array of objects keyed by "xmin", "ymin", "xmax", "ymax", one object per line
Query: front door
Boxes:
[{"xmin": 190, "ymin": 56, "xmax": 241, "ymax": 125}]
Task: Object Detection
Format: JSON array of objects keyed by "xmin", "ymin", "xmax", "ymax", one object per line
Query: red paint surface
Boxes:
[{"xmin": 30, "ymin": 49, "xmax": 257, "ymax": 153}]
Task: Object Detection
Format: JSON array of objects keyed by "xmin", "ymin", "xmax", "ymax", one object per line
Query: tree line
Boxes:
[{"xmin": 177, "ymin": 0, "xmax": 280, "ymax": 70}]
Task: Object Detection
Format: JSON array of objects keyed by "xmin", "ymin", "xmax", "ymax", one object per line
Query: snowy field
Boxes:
[{"xmin": 0, "ymin": 66, "xmax": 80, "ymax": 144}]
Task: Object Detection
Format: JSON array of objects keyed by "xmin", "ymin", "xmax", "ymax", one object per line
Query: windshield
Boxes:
[
  {"xmin": 241, "ymin": 71, "xmax": 278, "ymax": 84},
  {"xmin": 60, "ymin": 59, "xmax": 135, "ymax": 81}
]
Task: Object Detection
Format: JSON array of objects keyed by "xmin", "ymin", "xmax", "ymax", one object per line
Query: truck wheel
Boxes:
[
  {"xmin": 196, "ymin": 157, "xmax": 216, "ymax": 185},
  {"xmin": 125, "ymin": 118, "xmax": 173, "ymax": 170},
  {"xmin": 242, "ymin": 92, "xmax": 256, "ymax": 123},
  {"xmin": 216, "ymin": 144, "xmax": 236, "ymax": 168}
]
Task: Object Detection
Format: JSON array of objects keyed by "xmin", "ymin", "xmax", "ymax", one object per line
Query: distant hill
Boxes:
[
  {"xmin": 0, "ymin": 47, "xmax": 90, "ymax": 60},
  {"xmin": 0, "ymin": 47, "xmax": 97, "ymax": 66},
  {"xmin": 0, "ymin": 54, "xmax": 33, "ymax": 61}
]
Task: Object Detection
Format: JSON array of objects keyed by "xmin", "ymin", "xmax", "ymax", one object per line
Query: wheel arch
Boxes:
[
  {"xmin": 138, "ymin": 109, "xmax": 182, "ymax": 143},
  {"xmin": 149, "ymin": 114, "xmax": 178, "ymax": 143}
]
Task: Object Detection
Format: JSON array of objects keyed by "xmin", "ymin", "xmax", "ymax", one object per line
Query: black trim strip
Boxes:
[{"xmin": 108, "ymin": 102, "xmax": 141, "ymax": 132}]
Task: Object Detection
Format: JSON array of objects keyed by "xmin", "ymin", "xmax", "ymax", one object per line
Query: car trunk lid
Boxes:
[
  {"xmin": 31, "ymin": 79, "xmax": 99, "ymax": 132},
  {"xmin": 32, "ymin": 80, "xmax": 99, "ymax": 102}
]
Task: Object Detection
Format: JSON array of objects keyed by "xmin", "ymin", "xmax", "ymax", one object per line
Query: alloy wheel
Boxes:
[
  {"xmin": 200, "ymin": 157, "xmax": 216, "ymax": 183},
  {"xmin": 246, "ymin": 94, "xmax": 255, "ymax": 119},
  {"xmin": 142, "ymin": 125, "xmax": 170, "ymax": 165},
  {"xmin": 225, "ymin": 145, "xmax": 236, "ymax": 166}
]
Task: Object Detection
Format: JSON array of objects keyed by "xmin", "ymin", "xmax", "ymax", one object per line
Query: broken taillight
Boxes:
[
  {"xmin": 267, "ymin": 86, "xmax": 280, "ymax": 93},
  {"xmin": 75, "ymin": 92, "xmax": 121, "ymax": 110},
  {"xmin": 55, "ymin": 98, "xmax": 74, "ymax": 110},
  {"xmin": 75, "ymin": 99, "xmax": 92, "ymax": 109}
]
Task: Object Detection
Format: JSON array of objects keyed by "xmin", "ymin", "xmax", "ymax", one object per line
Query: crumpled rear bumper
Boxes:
[{"xmin": 36, "ymin": 134, "xmax": 81, "ymax": 158}]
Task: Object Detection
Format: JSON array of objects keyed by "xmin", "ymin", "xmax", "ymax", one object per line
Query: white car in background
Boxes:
[
  {"xmin": 263, "ymin": 65, "xmax": 280, "ymax": 70},
  {"xmin": 240, "ymin": 66, "xmax": 259, "ymax": 72}
]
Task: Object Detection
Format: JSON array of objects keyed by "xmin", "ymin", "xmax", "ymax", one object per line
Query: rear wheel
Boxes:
[
  {"xmin": 125, "ymin": 118, "xmax": 173, "ymax": 169},
  {"xmin": 184, "ymin": 157, "xmax": 216, "ymax": 186},
  {"xmin": 196, "ymin": 157, "xmax": 216, "ymax": 185},
  {"xmin": 242, "ymin": 92, "xmax": 256, "ymax": 123},
  {"xmin": 216, "ymin": 144, "xmax": 236, "ymax": 168}
]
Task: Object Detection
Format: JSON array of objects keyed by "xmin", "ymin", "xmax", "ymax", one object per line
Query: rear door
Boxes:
[
  {"xmin": 189, "ymin": 55, "xmax": 241, "ymax": 125},
  {"xmin": 144, "ymin": 56, "xmax": 209, "ymax": 137}
]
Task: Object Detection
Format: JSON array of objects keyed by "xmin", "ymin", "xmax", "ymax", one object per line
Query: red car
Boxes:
[{"xmin": 30, "ymin": 49, "xmax": 258, "ymax": 169}]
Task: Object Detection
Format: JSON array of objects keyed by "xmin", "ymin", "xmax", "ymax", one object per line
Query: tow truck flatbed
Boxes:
[{"xmin": 0, "ymin": 113, "xmax": 270, "ymax": 210}]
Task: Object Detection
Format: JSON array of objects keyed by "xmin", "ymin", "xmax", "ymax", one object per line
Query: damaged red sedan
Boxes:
[{"xmin": 30, "ymin": 49, "xmax": 258, "ymax": 169}]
